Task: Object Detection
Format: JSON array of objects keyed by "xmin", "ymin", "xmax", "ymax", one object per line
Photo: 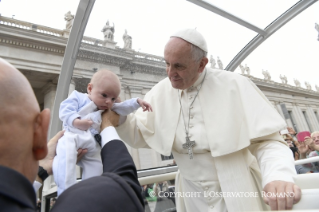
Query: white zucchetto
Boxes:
[{"xmin": 171, "ymin": 28, "xmax": 208, "ymax": 53}]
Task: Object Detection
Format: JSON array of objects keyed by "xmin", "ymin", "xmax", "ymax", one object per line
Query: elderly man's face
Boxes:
[
  {"xmin": 312, "ymin": 133, "xmax": 319, "ymax": 145},
  {"xmin": 164, "ymin": 38, "xmax": 206, "ymax": 90}
]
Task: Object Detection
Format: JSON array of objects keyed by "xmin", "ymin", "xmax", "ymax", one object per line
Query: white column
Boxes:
[
  {"xmin": 124, "ymin": 86, "xmax": 131, "ymax": 100},
  {"xmin": 275, "ymin": 102, "xmax": 284, "ymax": 118},
  {"xmin": 129, "ymin": 85, "xmax": 143, "ymax": 98},
  {"xmin": 68, "ymin": 78, "xmax": 76, "ymax": 96},
  {"xmin": 119, "ymin": 84, "xmax": 126, "ymax": 102},
  {"xmin": 124, "ymin": 85, "xmax": 143, "ymax": 169},
  {"xmin": 41, "ymin": 83, "xmax": 57, "ymax": 192},
  {"xmin": 277, "ymin": 102, "xmax": 293, "ymax": 128},
  {"xmin": 42, "ymin": 83, "xmax": 57, "ymax": 117},
  {"xmin": 292, "ymin": 104, "xmax": 306, "ymax": 131},
  {"xmin": 68, "ymin": 78, "xmax": 82, "ymax": 179},
  {"xmin": 307, "ymin": 106, "xmax": 319, "ymax": 131}
]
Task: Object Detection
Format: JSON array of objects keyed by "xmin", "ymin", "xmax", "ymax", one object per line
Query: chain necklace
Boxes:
[{"xmin": 178, "ymin": 70, "xmax": 206, "ymax": 159}]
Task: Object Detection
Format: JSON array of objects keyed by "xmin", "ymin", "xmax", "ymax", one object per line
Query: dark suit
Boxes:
[
  {"xmin": 0, "ymin": 165, "xmax": 36, "ymax": 212},
  {"xmin": 0, "ymin": 139, "xmax": 144, "ymax": 212},
  {"xmin": 51, "ymin": 139, "xmax": 144, "ymax": 212}
]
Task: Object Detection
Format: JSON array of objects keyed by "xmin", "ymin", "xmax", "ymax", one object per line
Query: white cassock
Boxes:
[{"xmin": 116, "ymin": 68, "xmax": 296, "ymax": 212}]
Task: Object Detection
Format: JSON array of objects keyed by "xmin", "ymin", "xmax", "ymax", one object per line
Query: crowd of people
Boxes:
[{"xmin": 281, "ymin": 127, "xmax": 319, "ymax": 174}]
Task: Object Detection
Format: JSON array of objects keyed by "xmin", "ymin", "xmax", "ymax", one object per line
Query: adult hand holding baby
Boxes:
[{"xmin": 101, "ymin": 109, "xmax": 120, "ymax": 129}]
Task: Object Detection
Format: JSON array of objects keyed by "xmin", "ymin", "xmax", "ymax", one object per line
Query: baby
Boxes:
[{"xmin": 53, "ymin": 69, "xmax": 152, "ymax": 195}]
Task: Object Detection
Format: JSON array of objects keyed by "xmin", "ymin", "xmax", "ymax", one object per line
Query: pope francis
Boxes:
[{"xmin": 105, "ymin": 29, "xmax": 301, "ymax": 211}]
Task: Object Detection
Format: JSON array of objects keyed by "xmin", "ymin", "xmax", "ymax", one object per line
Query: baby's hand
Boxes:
[
  {"xmin": 137, "ymin": 98, "xmax": 153, "ymax": 112},
  {"xmin": 73, "ymin": 118, "xmax": 93, "ymax": 131}
]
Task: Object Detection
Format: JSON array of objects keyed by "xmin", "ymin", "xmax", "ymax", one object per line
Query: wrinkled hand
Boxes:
[
  {"xmin": 137, "ymin": 98, "xmax": 153, "ymax": 112},
  {"xmin": 73, "ymin": 118, "xmax": 93, "ymax": 131},
  {"xmin": 263, "ymin": 181, "xmax": 301, "ymax": 210},
  {"xmin": 296, "ymin": 140, "xmax": 310, "ymax": 155},
  {"xmin": 305, "ymin": 136, "xmax": 319, "ymax": 151},
  {"xmin": 101, "ymin": 109, "xmax": 120, "ymax": 130}
]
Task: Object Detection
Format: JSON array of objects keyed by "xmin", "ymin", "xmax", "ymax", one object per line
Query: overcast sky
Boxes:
[{"xmin": 1, "ymin": 0, "xmax": 318, "ymax": 89}]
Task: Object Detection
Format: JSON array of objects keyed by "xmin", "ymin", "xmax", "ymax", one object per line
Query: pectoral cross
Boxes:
[{"xmin": 182, "ymin": 136, "xmax": 196, "ymax": 159}]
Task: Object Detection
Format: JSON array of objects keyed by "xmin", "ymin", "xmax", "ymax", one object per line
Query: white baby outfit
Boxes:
[{"xmin": 53, "ymin": 90, "xmax": 140, "ymax": 195}]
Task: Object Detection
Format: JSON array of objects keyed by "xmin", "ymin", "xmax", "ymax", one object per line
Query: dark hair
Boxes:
[{"xmin": 290, "ymin": 147, "xmax": 298, "ymax": 158}]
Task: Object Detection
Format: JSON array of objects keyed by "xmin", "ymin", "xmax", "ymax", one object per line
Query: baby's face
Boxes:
[{"xmin": 87, "ymin": 81, "xmax": 120, "ymax": 110}]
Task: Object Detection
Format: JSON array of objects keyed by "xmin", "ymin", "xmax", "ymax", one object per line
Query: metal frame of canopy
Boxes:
[
  {"xmin": 42, "ymin": 1, "xmax": 95, "ymax": 210},
  {"xmin": 187, "ymin": 0, "xmax": 318, "ymax": 72}
]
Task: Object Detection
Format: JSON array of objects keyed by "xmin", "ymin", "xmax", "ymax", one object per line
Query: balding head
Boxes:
[{"xmin": 0, "ymin": 58, "xmax": 50, "ymax": 182}]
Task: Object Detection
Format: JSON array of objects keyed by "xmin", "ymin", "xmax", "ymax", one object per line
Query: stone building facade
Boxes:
[{"xmin": 1, "ymin": 16, "xmax": 319, "ymax": 172}]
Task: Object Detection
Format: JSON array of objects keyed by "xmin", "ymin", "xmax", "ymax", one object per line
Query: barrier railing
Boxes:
[{"xmin": 295, "ymin": 156, "xmax": 319, "ymax": 165}]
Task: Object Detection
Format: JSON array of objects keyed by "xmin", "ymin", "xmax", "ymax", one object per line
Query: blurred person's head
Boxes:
[
  {"xmin": 282, "ymin": 134, "xmax": 294, "ymax": 148},
  {"xmin": 0, "ymin": 58, "xmax": 50, "ymax": 183},
  {"xmin": 87, "ymin": 69, "xmax": 121, "ymax": 110},
  {"xmin": 290, "ymin": 147, "xmax": 299, "ymax": 161},
  {"xmin": 311, "ymin": 131, "xmax": 319, "ymax": 145},
  {"xmin": 50, "ymin": 198, "xmax": 56, "ymax": 207}
]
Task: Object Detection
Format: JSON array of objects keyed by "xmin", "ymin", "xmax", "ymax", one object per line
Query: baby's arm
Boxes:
[
  {"xmin": 73, "ymin": 119, "xmax": 93, "ymax": 131},
  {"xmin": 112, "ymin": 97, "xmax": 152, "ymax": 116},
  {"xmin": 59, "ymin": 91, "xmax": 92, "ymax": 130},
  {"xmin": 137, "ymin": 98, "xmax": 153, "ymax": 112}
]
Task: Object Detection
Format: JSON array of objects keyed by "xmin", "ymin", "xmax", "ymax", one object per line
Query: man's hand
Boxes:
[
  {"xmin": 73, "ymin": 118, "xmax": 93, "ymax": 131},
  {"xmin": 39, "ymin": 131, "xmax": 64, "ymax": 175},
  {"xmin": 305, "ymin": 136, "xmax": 319, "ymax": 151},
  {"xmin": 263, "ymin": 181, "xmax": 301, "ymax": 210},
  {"xmin": 137, "ymin": 98, "xmax": 153, "ymax": 112},
  {"xmin": 76, "ymin": 148, "xmax": 88, "ymax": 163},
  {"xmin": 101, "ymin": 109, "xmax": 120, "ymax": 131},
  {"xmin": 39, "ymin": 131, "xmax": 87, "ymax": 176},
  {"xmin": 295, "ymin": 140, "xmax": 310, "ymax": 159}
]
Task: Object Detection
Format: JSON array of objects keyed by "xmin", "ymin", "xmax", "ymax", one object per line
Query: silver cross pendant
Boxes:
[{"xmin": 182, "ymin": 136, "xmax": 196, "ymax": 159}]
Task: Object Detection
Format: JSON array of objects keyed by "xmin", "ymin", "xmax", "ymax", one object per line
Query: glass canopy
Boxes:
[
  {"xmin": 1, "ymin": 0, "xmax": 317, "ymax": 87},
  {"xmin": 1, "ymin": 0, "xmax": 318, "ymax": 164}
]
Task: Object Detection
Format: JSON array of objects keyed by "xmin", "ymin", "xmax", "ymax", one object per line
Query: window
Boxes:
[
  {"xmin": 161, "ymin": 153, "xmax": 174, "ymax": 161},
  {"xmin": 288, "ymin": 111, "xmax": 299, "ymax": 133},
  {"xmin": 302, "ymin": 111, "xmax": 313, "ymax": 132},
  {"xmin": 314, "ymin": 111, "xmax": 319, "ymax": 123}
]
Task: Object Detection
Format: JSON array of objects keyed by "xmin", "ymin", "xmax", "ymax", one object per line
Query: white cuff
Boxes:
[
  {"xmin": 100, "ymin": 126, "xmax": 121, "ymax": 148},
  {"xmin": 33, "ymin": 180, "xmax": 42, "ymax": 193}
]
